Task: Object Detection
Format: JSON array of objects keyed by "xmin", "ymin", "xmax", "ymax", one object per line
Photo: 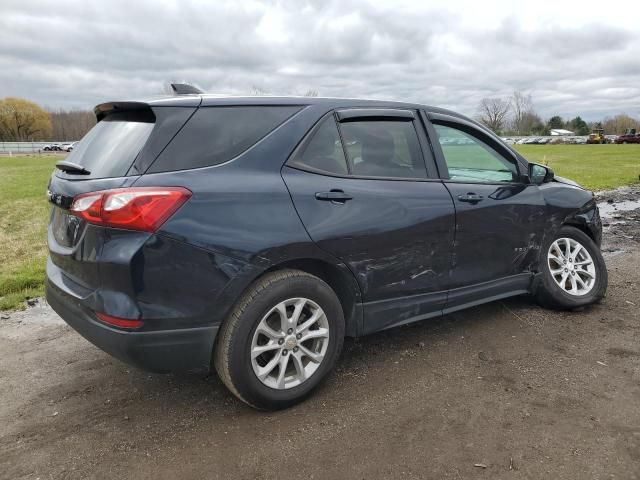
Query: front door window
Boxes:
[{"xmin": 433, "ymin": 124, "xmax": 518, "ymax": 183}]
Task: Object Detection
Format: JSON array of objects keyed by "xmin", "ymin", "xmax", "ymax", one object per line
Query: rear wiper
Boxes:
[{"xmin": 55, "ymin": 160, "xmax": 91, "ymax": 175}]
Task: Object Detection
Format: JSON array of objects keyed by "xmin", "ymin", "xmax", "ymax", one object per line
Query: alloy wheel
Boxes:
[
  {"xmin": 547, "ymin": 237, "xmax": 596, "ymax": 296},
  {"xmin": 250, "ymin": 298, "xmax": 330, "ymax": 389}
]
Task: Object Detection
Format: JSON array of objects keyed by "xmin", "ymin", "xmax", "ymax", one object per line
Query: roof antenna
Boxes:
[{"xmin": 170, "ymin": 83, "xmax": 204, "ymax": 95}]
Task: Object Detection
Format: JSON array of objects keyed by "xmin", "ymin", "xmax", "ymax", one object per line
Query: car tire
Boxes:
[
  {"xmin": 214, "ymin": 269, "xmax": 345, "ymax": 410},
  {"xmin": 535, "ymin": 226, "xmax": 607, "ymax": 310}
]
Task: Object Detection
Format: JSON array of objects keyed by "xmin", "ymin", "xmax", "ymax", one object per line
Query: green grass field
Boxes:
[
  {"xmin": 0, "ymin": 147, "xmax": 638, "ymax": 310},
  {"xmin": 514, "ymin": 144, "xmax": 640, "ymax": 191},
  {"xmin": 0, "ymin": 156, "xmax": 57, "ymax": 310}
]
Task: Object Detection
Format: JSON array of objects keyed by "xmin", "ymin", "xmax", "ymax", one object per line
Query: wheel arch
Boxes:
[
  {"xmin": 561, "ymin": 204, "xmax": 602, "ymax": 247},
  {"xmin": 262, "ymin": 258, "xmax": 362, "ymax": 337},
  {"xmin": 562, "ymin": 220, "xmax": 597, "ymax": 244}
]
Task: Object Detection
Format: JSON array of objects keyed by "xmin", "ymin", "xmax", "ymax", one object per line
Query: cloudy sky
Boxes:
[{"xmin": 1, "ymin": 0, "xmax": 639, "ymax": 120}]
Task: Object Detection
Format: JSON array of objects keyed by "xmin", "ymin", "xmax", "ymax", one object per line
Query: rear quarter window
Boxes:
[{"xmin": 148, "ymin": 106, "xmax": 301, "ymax": 173}]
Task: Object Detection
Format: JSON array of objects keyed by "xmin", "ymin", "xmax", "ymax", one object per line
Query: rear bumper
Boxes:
[{"xmin": 46, "ymin": 274, "xmax": 218, "ymax": 374}]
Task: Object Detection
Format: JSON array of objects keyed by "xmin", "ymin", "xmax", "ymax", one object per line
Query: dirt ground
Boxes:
[{"xmin": 1, "ymin": 190, "xmax": 639, "ymax": 480}]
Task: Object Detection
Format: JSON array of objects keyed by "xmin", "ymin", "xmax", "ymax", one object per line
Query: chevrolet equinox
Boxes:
[{"xmin": 46, "ymin": 89, "xmax": 607, "ymax": 410}]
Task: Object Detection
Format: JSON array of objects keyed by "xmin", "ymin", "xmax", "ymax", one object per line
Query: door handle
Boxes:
[
  {"xmin": 315, "ymin": 190, "xmax": 353, "ymax": 203},
  {"xmin": 457, "ymin": 193, "xmax": 484, "ymax": 203}
]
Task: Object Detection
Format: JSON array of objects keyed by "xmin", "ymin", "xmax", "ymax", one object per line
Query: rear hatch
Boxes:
[{"xmin": 47, "ymin": 101, "xmax": 196, "ymax": 294}]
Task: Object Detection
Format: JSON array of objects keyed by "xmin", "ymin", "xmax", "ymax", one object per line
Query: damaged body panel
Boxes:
[
  {"xmin": 539, "ymin": 181, "xmax": 602, "ymax": 247},
  {"xmin": 282, "ymin": 166, "xmax": 455, "ymax": 333}
]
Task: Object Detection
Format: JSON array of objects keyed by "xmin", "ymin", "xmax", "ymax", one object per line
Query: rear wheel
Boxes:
[
  {"xmin": 214, "ymin": 269, "xmax": 345, "ymax": 410},
  {"xmin": 535, "ymin": 226, "xmax": 607, "ymax": 309}
]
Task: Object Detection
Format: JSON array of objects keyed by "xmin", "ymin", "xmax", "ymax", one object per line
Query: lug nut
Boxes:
[
  {"xmin": 296, "ymin": 333, "xmax": 302, "ymax": 339},
  {"xmin": 293, "ymin": 346, "xmax": 299, "ymax": 352},
  {"xmin": 278, "ymin": 339, "xmax": 284, "ymax": 345},
  {"xmin": 287, "ymin": 328, "xmax": 293, "ymax": 334},
  {"xmin": 282, "ymin": 349, "xmax": 288, "ymax": 355}
]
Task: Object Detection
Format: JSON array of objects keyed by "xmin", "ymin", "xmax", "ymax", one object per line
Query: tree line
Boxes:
[
  {"xmin": 477, "ymin": 91, "xmax": 640, "ymax": 136},
  {"xmin": 0, "ymin": 97, "xmax": 95, "ymax": 142}
]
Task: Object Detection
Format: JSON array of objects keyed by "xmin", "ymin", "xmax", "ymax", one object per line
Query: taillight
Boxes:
[
  {"xmin": 95, "ymin": 312, "xmax": 143, "ymax": 329},
  {"xmin": 70, "ymin": 187, "xmax": 191, "ymax": 232}
]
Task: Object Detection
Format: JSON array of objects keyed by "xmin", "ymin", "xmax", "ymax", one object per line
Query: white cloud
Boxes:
[{"xmin": 0, "ymin": 0, "xmax": 638, "ymax": 120}]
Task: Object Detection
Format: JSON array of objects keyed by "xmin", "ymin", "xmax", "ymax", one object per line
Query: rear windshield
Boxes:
[
  {"xmin": 148, "ymin": 106, "xmax": 301, "ymax": 173},
  {"xmin": 62, "ymin": 111, "xmax": 154, "ymax": 179}
]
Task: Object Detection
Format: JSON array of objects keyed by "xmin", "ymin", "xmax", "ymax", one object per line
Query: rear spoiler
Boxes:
[
  {"xmin": 94, "ymin": 92, "xmax": 203, "ymax": 121},
  {"xmin": 94, "ymin": 102, "xmax": 153, "ymax": 122}
]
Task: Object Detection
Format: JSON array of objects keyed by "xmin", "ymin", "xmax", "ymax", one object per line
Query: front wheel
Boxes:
[
  {"xmin": 214, "ymin": 269, "xmax": 345, "ymax": 410},
  {"xmin": 535, "ymin": 226, "xmax": 608, "ymax": 309}
]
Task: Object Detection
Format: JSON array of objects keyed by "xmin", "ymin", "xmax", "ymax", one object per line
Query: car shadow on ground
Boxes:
[{"xmin": 102, "ymin": 293, "xmax": 555, "ymax": 416}]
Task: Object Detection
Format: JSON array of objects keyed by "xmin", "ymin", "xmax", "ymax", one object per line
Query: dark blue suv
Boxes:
[{"xmin": 46, "ymin": 92, "xmax": 607, "ymax": 409}]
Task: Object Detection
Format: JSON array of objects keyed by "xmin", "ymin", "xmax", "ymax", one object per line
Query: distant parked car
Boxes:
[
  {"xmin": 615, "ymin": 134, "xmax": 640, "ymax": 144},
  {"xmin": 62, "ymin": 142, "xmax": 77, "ymax": 152},
  {"xmin": 43, "ymin": 144, "xmax": 62, "ymax": 151},
  {"xmin": 537, "ymin": 137, "xmax": 551, "ymax": 144}
]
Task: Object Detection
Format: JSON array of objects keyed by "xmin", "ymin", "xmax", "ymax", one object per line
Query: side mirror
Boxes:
[{"xmin": 529, "ymin": 163, "xmax": 554, "ymax": 185}]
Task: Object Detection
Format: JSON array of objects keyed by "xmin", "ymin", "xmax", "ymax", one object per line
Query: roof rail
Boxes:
[{"xmin": 170, "ymin": 83, "xmax": 204, "ymax": 95}]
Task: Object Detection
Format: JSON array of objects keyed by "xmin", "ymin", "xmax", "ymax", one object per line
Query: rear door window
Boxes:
[
  {"xmin": 288, "ymin": 117, "xmax": 348, "ymax": 175},
  {"xmin": 148, "ymin": 106, "xmax": 301, "ymax": 173},
  {"xmin": 61, "ymin": 111, "xmax": 154, "ymax": 179},
  {"xmin": 338, "ymin": 120, "xmax": 427, "ymax": 179}
]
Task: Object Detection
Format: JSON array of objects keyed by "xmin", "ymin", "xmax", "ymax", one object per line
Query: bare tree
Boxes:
[
  {"xmin": 476, "ymin": 97, "xmax": 510, "ymax": 133},
  {"xmin": 303, "ymin": 89, "xmax": 319, "ymax": 97},
  {"xmin": 49, "ymin": 108, "xmax": 96, "ymax": 141},
  {"xmin": 520, "ymin": 111, "xmax": 546, "ymax": 135},
  {"xmin": 601, "ymin": 114, "xmax": 640, "ymax": 135},
  {"xmin": 509, "ymin": 91, "xmax": 533, "ymax": 135}
]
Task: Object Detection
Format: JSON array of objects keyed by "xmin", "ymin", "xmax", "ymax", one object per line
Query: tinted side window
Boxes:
[
  {"xmin": 433, "ymin": 124, "xmax": 518, "ymax": 183},
  {"xmin": 339, "ymin": 120, "xmax": 426, "ymax": 179},
  {"xmin": 289, "ymin": 117, "xmax": 348, "ymax": 175},
  {"xmin": 149, "ymin": 106, "xmax": 300, "ymax": 173}
]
